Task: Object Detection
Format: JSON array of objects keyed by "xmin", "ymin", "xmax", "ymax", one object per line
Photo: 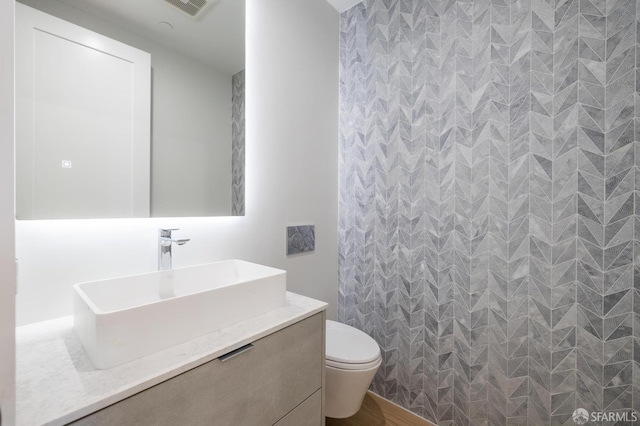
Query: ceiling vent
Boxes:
[{"xmin": 163, "ymin": 0, "xmax": 213, "ymax": 18}]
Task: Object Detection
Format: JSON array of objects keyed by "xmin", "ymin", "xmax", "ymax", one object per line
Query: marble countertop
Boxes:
[{"xmin": 16, "ymin": 292, "xmax": 327, "ymax": 426}]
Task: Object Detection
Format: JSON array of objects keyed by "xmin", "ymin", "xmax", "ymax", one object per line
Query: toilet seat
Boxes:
[
  {"xmin": 326, "ymin": 320, "xmax": 381, "ymax": 370},
  {"xmin": 326, "ymin": 356, "xmax": 381, "ymax": 371}
]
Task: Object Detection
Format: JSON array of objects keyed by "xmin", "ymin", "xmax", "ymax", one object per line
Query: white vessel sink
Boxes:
[{"xmin": 73, "ymin": 260, "xmax": 286, "ymax": 369}]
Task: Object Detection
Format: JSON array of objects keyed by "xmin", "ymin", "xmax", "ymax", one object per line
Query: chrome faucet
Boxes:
[{"xmin": 158, "ymin": 228, "xmax": 190, "ymax": 271}]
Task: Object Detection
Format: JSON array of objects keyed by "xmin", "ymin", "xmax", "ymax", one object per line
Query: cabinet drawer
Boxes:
[
  {"xmin": 274, "ymin": 389, "xmax": 322, "ymax": 426},
  {"xmin": 70, "ymin": 313, "xmax": 323, "ymax": 426}
]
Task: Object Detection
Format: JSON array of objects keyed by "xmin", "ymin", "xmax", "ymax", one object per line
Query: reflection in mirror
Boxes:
[{"xmin": 15, "ymin": 0, "xmax": 245, "ymax": 219}]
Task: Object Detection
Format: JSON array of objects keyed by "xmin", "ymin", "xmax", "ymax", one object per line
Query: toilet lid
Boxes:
[{"xmin": 326, "ymin": 320, "xmax": 380, "ymax": 364}]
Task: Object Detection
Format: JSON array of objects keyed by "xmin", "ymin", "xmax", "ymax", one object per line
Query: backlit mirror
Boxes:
[{"xmin": 15, "ymin": 0, "xmax": 245, "ymax": 219}]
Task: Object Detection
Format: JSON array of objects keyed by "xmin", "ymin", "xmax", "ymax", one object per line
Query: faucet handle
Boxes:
[{"xmin": 159, "ymin": 228, "xmax": 179, "ymax": 238}]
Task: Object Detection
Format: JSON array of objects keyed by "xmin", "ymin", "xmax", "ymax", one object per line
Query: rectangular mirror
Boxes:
[{"xmin": 15, "ymin": 0, "xmax": 245, "ymax": 219}]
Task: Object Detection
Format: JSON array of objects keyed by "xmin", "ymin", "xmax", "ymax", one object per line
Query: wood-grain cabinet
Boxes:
[{"xmin": 69, "ymin": 313, "xmax": 325, "ymax": 426}]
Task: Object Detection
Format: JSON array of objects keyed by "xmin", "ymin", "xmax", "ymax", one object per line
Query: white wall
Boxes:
[
  {"xmin": 16, "ymin": 0, "xmax": 339, "ymax": 325},
  {"xmin": 18, "ymin": 0, "xmax": 233, "ymax": 217},
  {"xmin": 152, "ymin": 52, "xmax": 232, "ymax": 217},
  {"xmin": 0, "ymin": 0, "xmax": 16, "ymax": 422}
]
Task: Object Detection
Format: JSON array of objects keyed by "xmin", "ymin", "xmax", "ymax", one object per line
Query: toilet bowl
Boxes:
[{"xmin": 325, "ymin": 320, "xmax": 381, "ymax": 418}]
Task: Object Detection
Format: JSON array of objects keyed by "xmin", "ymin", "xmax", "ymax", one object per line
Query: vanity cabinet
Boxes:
[{"xmin": 69, "ymin": 313, "xmax": 325, "ymax": 426}]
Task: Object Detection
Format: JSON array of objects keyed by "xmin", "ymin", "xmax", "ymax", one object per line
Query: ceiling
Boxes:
[
  {"xmin": 34, "ymin": 0, "xmax": 359, "ymax": 74},
  {"xmin": 325, "ymin": 0, "xmax": 363, "ymax": 13},
  {"xmin": 57, "ymin": 0, "xmax": 245, "ymax": 75}
]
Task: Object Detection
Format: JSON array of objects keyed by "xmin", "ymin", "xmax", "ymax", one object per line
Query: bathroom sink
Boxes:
[{"xmin": 73, "ymin": 260, "xmax": 286, "ymax": 369}]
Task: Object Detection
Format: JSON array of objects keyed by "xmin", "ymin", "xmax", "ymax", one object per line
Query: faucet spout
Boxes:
[{"xmin": 158, "ymin": 228, "xmax": 189, "ymax": 271}]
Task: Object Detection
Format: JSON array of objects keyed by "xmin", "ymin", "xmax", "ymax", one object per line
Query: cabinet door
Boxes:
[
  {"xmin": 69, "ymin": 313, "xmax": 323, "ymax": 426},
  {"xmin": 274, "ymin": 390, "xmax": 322, "ymax": 426}
]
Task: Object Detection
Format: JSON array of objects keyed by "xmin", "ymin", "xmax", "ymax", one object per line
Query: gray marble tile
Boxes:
[
  {"xmin": 338, "ymin": 0, "xmax": 639, "ymax": 423},
  {"xmin": 231, "ymin": 69, "xmax": 245, "ymax": 216}
]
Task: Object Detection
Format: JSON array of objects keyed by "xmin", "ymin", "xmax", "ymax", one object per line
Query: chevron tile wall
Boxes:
[
  {"xmin": 338, "ymin": 0, "xmax": 639, "ymax": 424},
  {"xmin": 231, "ymin": 69, "xmax": 245, "ymax": 216}
]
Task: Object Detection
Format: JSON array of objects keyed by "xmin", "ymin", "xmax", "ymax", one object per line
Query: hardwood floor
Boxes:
[{"xmin": 325, "ymin": 392, "xmax": 435, "ymax": 426}]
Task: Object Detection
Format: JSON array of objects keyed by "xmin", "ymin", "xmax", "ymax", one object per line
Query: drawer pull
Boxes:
[{"xmin": 218, "ymin": 343, "xmax": 254, "ymax": 362}]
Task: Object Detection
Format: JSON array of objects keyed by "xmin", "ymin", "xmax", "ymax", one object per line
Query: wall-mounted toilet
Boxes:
[{"xmin": 325, "ymin": 320, "xmax": 382, "ymax": 418}]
